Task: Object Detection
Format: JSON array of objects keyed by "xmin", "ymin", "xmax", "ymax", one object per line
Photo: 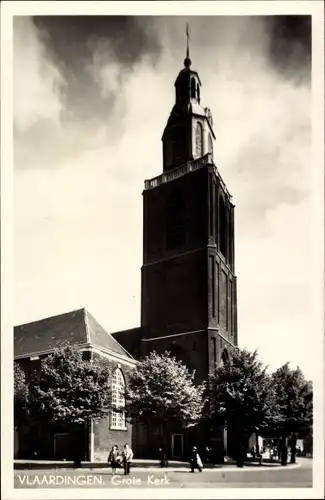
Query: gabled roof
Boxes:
[
  {"xmin": 84, "ymin": 310, "xmax": 134, "ymax": 360},
  {"xmin": 14, "ymin": 307, "xmax": 134, "ymax": 362}
]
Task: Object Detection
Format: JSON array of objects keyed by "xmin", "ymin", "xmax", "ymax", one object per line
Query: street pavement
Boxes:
[{"xmin": 14, "ymin": 458, "xmax": 312, "ymax": 489}]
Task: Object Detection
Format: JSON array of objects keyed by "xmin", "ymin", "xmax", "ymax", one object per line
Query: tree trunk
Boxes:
[
  {"xmin": 290, "ymin": 432, "xmax": 297, "ymax": 464},
  {"xmin": 236, "ymin": 433, "xmax": 246, "ymax": 468},
  {"xmin": 255, "ymin": 431, "xmax": 260, "ymax": 457},
  {"xmin": 280, "ymin": 436, "xmax": 288, "ymax": 466},
  {"xmin": 72, "ymin": 423, "xmax": 85, "ymax": 468}
]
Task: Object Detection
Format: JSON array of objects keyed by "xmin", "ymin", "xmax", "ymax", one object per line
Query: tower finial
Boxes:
[{"xmin": 184, "ymin": 23, "xmax": 191, "ymax": 68}]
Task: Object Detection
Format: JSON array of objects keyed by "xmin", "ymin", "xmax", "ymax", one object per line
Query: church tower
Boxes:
[{"xmin": 141, "ymin": 28, "xmax": 238, "ymax": 383}]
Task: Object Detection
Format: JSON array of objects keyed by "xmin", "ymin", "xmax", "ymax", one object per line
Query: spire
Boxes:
[{"xmin": 184, "ymin": 23, "xmax": 192, "ymax": 68}]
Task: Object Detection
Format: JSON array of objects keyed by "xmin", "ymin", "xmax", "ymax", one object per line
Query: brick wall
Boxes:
[
  {"xmin": 141, "ymin": 329, "xmax": 209, "ymax": 382},
  {"xmin": 141, "ymin": 249, "xmax": 207, "ymax": 338},
  {"xmin": 93, "ymin": 416, "xmax": 132, "ymax": 462},
  {"xmin": 142, "ymin": 167, "xmax": 208, "ymax": 265}
]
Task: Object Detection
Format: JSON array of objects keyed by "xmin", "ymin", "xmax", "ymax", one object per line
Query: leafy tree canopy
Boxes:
[
  {"xmin": 125, "ymin": 350, "xmax": 205, "ymax": 428},
  {"xmin": 271, "ymin": 362, "xmax": 313, "ymax": 438},
  {"xmin": 208, "ymin": 347, "xmax": 278, "ymax": 437},
  {"xmin": 29, "ymin": 344, "xmax": 111, "ymax": 425},
  {"xmin": 14, "ymin": 362, "xmax": 29, "ymax": 426}
]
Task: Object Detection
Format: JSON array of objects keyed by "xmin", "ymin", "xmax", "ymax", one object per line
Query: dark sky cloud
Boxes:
[{"xmin": 28, "ymin": 15, "xmax": 310, "ymax": 125}]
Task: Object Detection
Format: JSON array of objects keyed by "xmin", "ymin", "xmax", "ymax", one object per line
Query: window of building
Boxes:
[
  {"xmin": 195, "ymin": 122, "xmax": 203, "ymax": 158},
  {"xmin": 210, "ymin": 255, "xmax": 216, "ymax": 318},
  {"xmin": 208, "ymin": 134, "xmax": 213, "ymax": 156},
  {"xmin": 197, "ymin": 84, "xmax": 200, "ymax": 103},
  {"xmin": 209, "ymin": 174, "xmax": 214, "ymax": 237},
  {"xmin": 191, "ymin": 77, "xmax": 196, "ymax": 99},
  {"xmin": 219, "ymin": 196, "xmax": 227, "ymax": 259},
  {"xmin": 166, "ymin": 189, "xmax": 186, "ymax": 250},
  {"xmin": 111, "ymin": 368, "xmax": 126, "ymax": 430},
  {"xmin": 212, "ymin": 337, "xmax": 217, "ymax": 368}
]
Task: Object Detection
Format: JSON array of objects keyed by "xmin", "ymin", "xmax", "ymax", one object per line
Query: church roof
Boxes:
[{"xmin": 14, "ymin": 307, "xmax": 134, "ymax": 362}]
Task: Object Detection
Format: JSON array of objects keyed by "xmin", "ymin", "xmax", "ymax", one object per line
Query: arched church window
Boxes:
[
  {"xmin": 219, "ymin": 196, "xmax": 227, "ymax": 259},
  {"xmin": 166, "ymin": 189, "xmax": 186, "ymax": 250},
  {"xmin": 208, "ymin": 134, "xmax": 213, "ymax": 156},
  {"xmin": 197, "ymin": 84, "xmax": 200, "ymax": 103},
  {"xmin": 195, "ymin": 122, "xmax": 203, "ymax": 158},
  {"xmin": 111, "ymin": 368, "xmax": 126, "ymax": 429},
  {"xmin": 191, "ymin": 77, "xmax": 196, "ymax": 99}
]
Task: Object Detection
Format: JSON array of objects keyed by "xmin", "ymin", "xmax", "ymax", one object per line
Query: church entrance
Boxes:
[{"xmin": 171, "ymin": 433, "xmax": 184, "ymax": 459}]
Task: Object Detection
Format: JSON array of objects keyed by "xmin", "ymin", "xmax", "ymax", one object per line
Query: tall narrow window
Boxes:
[
  {"xmin": 214, "ymin": 184, "xmax": 218, "ymax": 243},
  {"xmin": 166, "ymin": 189, "xmax": 186, "ymax": 250},
  {"xmin": 226, "ymin": 276, "xmax": 229, "ymax": 331},
  {"xmin": 197, "ymin": 84, "xmax": 200, "ymax": 103},
  {"xmin": 111, "ymin": 368, "xmax": 126, "ymax": 429},
  {"xmin": 209, "ymin": 175, "xmax": 214, "ymax": 237},
  {"xmin": 210, "ymin": 255, "xmax": 215, "ymax": 318},
  {"xmin": 229, "ymin": 280, "xmax": 233, "ymax": 335},
  {"xmin": 195, "ymin": 122, "xmax": 203, "ymax": 158},
  {"xmin": 212, "ymin": 337, "xmax": 217, "ymax": 368},
  {"xmin": 216, "ymin": 262, "xmax": 219, "ymax": 322},
  {"xmin": 191, "ymin": 77, "xmax": 196, "ymax": 98},
  {"xmin": 219, "ymin": 196, "xmax": 227, "ymax": 259},
  {"xmin": 208, "ymin": 134, "xmax": 213, "ymax": 156}
]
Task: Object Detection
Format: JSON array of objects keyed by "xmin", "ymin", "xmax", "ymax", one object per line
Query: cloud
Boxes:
[
  {"xmin": 13, "ymin": 16, "xmax": 313, "ymax": 378},
  {"xmin": 14, "ymin": 17, "xmax": 64, "ymax": 132}
]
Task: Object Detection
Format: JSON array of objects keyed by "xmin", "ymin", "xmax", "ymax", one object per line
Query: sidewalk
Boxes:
[{"xmin": 14, "ymin": 457, "xmax": 301, "ymax": 472}]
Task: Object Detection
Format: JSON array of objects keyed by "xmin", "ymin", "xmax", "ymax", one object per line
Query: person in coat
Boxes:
[
  {"xmin": 190, "ymin": 446, "xmax": 203, "ymax": 472},
  {"xmin": 107, "ymin": 445, "xmax": 120, "ymax": 474},
  {"xmin": 122, "ymin": 443, "xmax": 134, "ymax": 475}
]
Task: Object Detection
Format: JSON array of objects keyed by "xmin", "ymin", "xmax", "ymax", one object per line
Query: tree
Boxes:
[
  {"xmin": 271, "ymin": 363, "xmax": 313, "ymax": 464},
  {"xmin": 30, "ymin": 344, "xmax": 111, "ymax": 424},
  {"xmin": 14, "ymin": 362, "xmax": 29, "ymax": 426},
  {"xmin": 208, "ymin": 347, "xmax": 277, "ymax": 467},
  {"xmin": 29, "ymin": 344, "xmax": 112, "ymax": 466},
  {"xmin": 125, "ymin": 351, "xmax": 205, "ymax": 451}
]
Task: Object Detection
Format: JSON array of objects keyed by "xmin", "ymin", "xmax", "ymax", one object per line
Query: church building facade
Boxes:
[{"xmin": 14, "ymin": 39, "xmax": 238, "ymax": 463}]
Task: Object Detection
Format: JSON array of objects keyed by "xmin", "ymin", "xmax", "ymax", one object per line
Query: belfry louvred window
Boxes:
[{"xmin": 195, "ymin": 122, "xmax": 203, "ymax": 158}]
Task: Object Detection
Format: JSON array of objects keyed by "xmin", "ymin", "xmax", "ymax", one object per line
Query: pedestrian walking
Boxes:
[
  {"xmin": 205, "ymin": 446, "xmax": 211, "ymax": 463},
  {"xmin": 122, "ymin": 443, "xmax": 133, "ymax": 475},
  {"xmin": 189, "ymin": 446, "xmax": 203, "ymax": 473},
  {"xmin": 107, "ymin": 445, "xmax": 120, "ymax": 474},
  {"xmin": 158, "ymin": 447, "xmax": 168, "ymax": 467}
]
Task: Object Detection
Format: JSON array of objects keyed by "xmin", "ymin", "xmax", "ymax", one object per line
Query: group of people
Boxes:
[
  {"xmin": 107, "ymin": 444, "xmax": 204, "ymax": 474},
  {"xmin": 159, "ymin": 445, "xmax": 204, "ymax": 473},
  {"xmin": 107, "ymin": 443, "xmax": 134, "ymax": 475}
]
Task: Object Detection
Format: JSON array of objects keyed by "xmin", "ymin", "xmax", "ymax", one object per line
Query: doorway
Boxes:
[
  {"xmin": 54, "ymin": 433, "xmax": 72, "ymax": 459},
  {"xmin": 171, "ymin": 433, "xmax": 184, "ymax": 459}
]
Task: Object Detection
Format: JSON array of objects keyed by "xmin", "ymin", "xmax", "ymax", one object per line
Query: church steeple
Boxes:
[
  {"xmin": 162, "ymin": 25, "xmax": 215, "ymax": 172},
  {"xmin": 184, "ymin": 23, "xmax": 191, "ymax": 69}
]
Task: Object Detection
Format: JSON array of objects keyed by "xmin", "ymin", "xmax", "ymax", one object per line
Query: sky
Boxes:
[{"xmin": 13, "ymin": 14, "xmax": 315, "ymax": 379}]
